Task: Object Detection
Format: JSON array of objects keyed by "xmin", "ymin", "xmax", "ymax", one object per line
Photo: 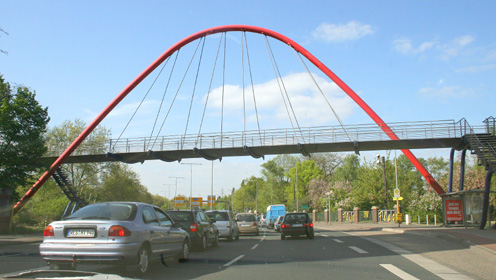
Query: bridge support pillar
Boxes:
[
  {"xmin": 0, "ymin": 188, "xmax": 12, "ymax": 234},
  {"xmin": 479, "ymin": 170, "xmax": 494, "ymax": 229}
]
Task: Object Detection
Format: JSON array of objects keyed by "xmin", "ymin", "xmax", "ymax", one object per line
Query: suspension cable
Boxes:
[
  {"xmin": 184, "ymin": 37, "xmax": 206, "ymax": 139},
  {"xmin": 244, "ymin": 32, "xmax": 263, "ymax": 146},
  {"xmin": 221, "ymin": 33, "xmax": 227, "ymax": 147},
  {"xmin": 148, "ymin": 51, "xmax": 181, "ymax": 150},
  {"xmin": 112, "ymin": 55, "xmax": 171, "ymax": 151},
  {"xmin": 197, "ymin": 33, "xmax": 224, "ymax": 138},
  {"xmin": 293, "ymin": 50, "xmax": 357, "ymax": 143},
  {"xmin": 264, "ymin": 35, "xmax": 305, "ymax": 144},
  {"xmin": 241, "ymin": 32, "xmax": 246, "ymax": 134}
]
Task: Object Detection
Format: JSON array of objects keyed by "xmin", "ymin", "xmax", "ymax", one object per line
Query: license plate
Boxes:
[
  {"xmin": 241, "ymin": 224, "xmax": 251, "ymax": 227},
  {"xmin": 293, "ymin": 224, "xmax": 303, "ymax": 227},
  {"xmin": 67, "ymin": 229, "xmax": 96, "ymax": 238}
]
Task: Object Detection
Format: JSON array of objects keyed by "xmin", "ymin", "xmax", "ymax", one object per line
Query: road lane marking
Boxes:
[
  {"xmin": 333, "ymin": 239, "xmax": 344, "ymax": 243},
  {"xmin": 251, "ymin": 244, "xmax": 259, "ymax": 250},
  {"xmin": 361, "ymin": 236, "xmax": 473, "ymax": 280},
  {"xmin": 381, "ymin": 264, "xmax": 419, "ymax": 280},
  {"xmin": 349, "ymin": 246, "xmax": 368, "ymax": 254},
  {"xmin": 223, "ymin": 255, "xmax": 245, "ymax": 267}
]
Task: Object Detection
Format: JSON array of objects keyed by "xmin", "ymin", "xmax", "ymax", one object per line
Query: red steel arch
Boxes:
[{"xmin": 13, "ymin": 25, "xmax": 444, "ymax": 213}]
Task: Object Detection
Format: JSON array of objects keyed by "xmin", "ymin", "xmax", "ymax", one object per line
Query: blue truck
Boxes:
[{"xmin": 266, "ymin": 204, "xmax": 286, "ymax": 229}]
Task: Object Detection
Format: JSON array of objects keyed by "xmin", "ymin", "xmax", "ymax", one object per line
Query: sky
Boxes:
[{"xmin": 1, "ymin": 1, "xmax": 495, "ymax": 200}]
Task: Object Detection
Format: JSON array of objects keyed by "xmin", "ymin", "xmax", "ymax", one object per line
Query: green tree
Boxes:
[
  {"xmin": 97, "ymin": 163, "xmax": 152, "ymax": 203},
  {"xmin": 45, "ymin": 119, "xmax": 111, "ymax": 200},
  {"xmin": 0, "ymin": 75, "xmax": 50, "ymax": 201}
]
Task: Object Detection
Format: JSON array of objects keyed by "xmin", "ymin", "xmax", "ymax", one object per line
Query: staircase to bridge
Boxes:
[{"xmin": 463, "ymin": 117, "xmax": 496, "ymax": 172}]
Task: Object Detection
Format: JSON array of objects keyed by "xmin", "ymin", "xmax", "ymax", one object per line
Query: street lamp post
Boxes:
[
  {"xmin": 181, "ymin": 162, "xmax": 202, "ymax": 209},
  {"xmin": 376, "ymin": 154, "xmax": 387, "ymax": 209},
  {"xmin": 162, "ymin": 184, "xmax": 174, "ymax": 209},
  {"xmin": 169, "ymin": 176, "xmax": 184, "ymax": 209}
]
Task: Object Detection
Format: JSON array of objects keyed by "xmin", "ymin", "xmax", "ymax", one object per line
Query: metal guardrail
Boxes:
[{"xmin": 44, "ymin": 119, "xmax": 487, "ymax": 157}]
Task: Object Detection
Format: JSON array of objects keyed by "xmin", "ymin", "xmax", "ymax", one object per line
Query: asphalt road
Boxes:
[{"xmin": 1, "ymin": 227, "xmax": 493, "ymax": 279}]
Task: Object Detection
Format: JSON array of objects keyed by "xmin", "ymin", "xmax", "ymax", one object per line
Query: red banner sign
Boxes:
[{"xmin": 445, "ymin": 199, "xmax": 463, "ymax": 222}]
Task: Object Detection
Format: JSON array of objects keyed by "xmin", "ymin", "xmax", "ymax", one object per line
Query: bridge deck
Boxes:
[
  {"xmin": 41, "ymin": 138, "xmax": 463, "ymax": 164},
  {"xmin": 40, "ymin": 120, "xmax": 481, "ymax": 164}
]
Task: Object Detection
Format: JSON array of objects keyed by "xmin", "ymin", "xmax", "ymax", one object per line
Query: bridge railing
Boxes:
[{"xmin": 44, "ymin": 119, "xmax": 486, "ymax": 156}]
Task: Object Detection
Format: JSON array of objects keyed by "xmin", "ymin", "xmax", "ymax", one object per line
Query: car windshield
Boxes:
[
  {"xmin": 64, "ymin": 203, "xmax": 137, "ymax": 221},
  {"xmin": 206, "ymin": 212, "xmax": 229, "ymax": 221},
  {"xmin": 236, "ymin": 214, "xmax": 256, "ymax": 222},
  {"xmin": 166, "ymin": 211, "xmax": 193, "ymax": 222}
]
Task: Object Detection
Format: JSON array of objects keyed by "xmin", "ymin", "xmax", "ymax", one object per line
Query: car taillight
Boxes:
[
  {"xmin": 43, "ymin": 225, "xmax": 54, "ymax": 237},
  {"xmin": 282, "ymin": 223, "xmax": 291, "ymax": 228},
  {"xmin": 109, "ymin": 225, "xmax": 131, "ymax": 237},
  {"xmin": 304, "ymin": 223, "xmax": 314, "ymax": 228},
  {"xmin": 190, "ymin": 223, "xmax": 198, "ymax": 232},
  {"xmin": 253, "ymin": 222, "xmax": 257, "ymax": 226}
]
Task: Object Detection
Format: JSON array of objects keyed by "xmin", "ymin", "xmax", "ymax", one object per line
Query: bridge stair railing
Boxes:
[
  {"xmin": 459, "ymin": 117, "xmax": 496, "ymax": 172},
  {"xmin": 51, "ymin": 168, "xmax": 89, "ymax": 217}
]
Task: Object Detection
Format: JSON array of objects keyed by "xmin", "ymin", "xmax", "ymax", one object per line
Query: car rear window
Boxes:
[
  {"xmin": 64, "ymin": 203, "xmax": 137, "ymax": 221},
  {"xmin": 283, "ymin": 214, "xmax": 310, "ymax": 223},
  {"xmin": 206, "ymin": 212, "xmax": 229, "ymax": 221},
  {"xmin": 166, "ymin": 211, "xmax": 194, "ymax": 222},
  {"xmin": 236, "ymin": 214, "xmax": 256, "ymax": 222}
]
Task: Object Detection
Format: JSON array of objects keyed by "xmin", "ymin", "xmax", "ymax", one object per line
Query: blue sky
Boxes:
[{"xmin": 2, "ymin": 1, "xmax": 494, "ymax": 199}]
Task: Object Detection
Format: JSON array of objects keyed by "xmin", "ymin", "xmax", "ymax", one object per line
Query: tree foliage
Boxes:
[{"xmin": 0, "ymin": 75, "xmax": 50, "ymax": 201}]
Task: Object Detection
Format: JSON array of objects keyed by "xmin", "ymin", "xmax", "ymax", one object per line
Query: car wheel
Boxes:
[
  {"xmin": 212, "ymin": 233, "xmax": 219, "ymax": 247},
  {"xmin": 136, "ymin": 246, "xmax": 150, "ymax": 274},
  {"xmin": 178, "ymin": 241, "xmax": 189, "ymax": 263},
  {"xmin": 50, "ymin": 262, "xmax": 76, "ymax": 270},
  {"xmin": 280, "ymin": 233, "xmax": 285, "ymax": 240},
  {"xmin": 199, "ymin": 234, "xmax": 207, "ymax": 251},
  {"xmin": 307, "ymin": 231, "xmax": 314, "ymax": 239}
]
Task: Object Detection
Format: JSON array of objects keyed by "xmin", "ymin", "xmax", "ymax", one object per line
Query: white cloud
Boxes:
[
  {"xmin": 439, "ymin": 35, "xmax": 475, "ymax": 60},
  {"xmin": 456, "ymin": 64, "xmax": 496, "ymax": 73},
  {"xmin": 392, "ymin": 38, "xmax": 435, "ymax": 55},
  {"xmin": 204, "ymin": 72, "xmax": 356, "ymax": 126},
  {"xmin": 393, "ymin": 35, "xmax": 475, "ymax": 60},
  {"xmin": 418, "ymin": 86, "xmax": 474, "ymax": 99},
  {"xmin": 312, "ymin": 21, "xmax": 374, "ymax": 43}
]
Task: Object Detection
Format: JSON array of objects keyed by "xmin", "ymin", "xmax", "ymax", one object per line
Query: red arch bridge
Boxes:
[{"xmin": 13, "ymin": 26, "xmax": 496, "ymax": 227}]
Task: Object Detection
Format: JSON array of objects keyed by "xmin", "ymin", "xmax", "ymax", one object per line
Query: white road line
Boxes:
[
  {"xmin": 362, "ymin": 236, "xmax": 473, "ymax": 280},
  {"xmin": 381, "ymin": 264, "xmax": 420, "ymax": 280},
  {"xmin": 333, "ymin": 238, "xmax": 344, "ymax": 243},
  {"xmin": 223, "ymin": 255, "xmax": 245, "ymax": 267},
  {"xmin": 251, "ymin": 244, "xmax": 259, "ymax": 250},
  {"xmin": 349, "ymin": 246, "xmax": 368, "ymax": 254}
]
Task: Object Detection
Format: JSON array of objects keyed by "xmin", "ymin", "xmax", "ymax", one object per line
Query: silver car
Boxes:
[
  {"xmin": 235, "ymin": 213, "xmax": 259, "ymax": 236},
  {"xmin": 39, "ymin": 202, "xmax": 190, "ymax": 275},
  {"xmin": 206, "ymin": 210, "xmax": 239, "ymax": 241}
]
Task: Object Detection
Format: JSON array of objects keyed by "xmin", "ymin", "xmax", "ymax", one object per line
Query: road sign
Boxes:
[
  {"xmin": 190, "ymin": 197, "xmax": 202, "ymax": 207},
  {"xmin": 207, "ymin": 195, "xmax": 216, "ymax": 206},
  {"xmin": 174, "ymin": 197, "xmax": 185, "ymax": 206},
  {"xmin": 394, "ymin": 188, "xmax": 400, "ymax": 198}
]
